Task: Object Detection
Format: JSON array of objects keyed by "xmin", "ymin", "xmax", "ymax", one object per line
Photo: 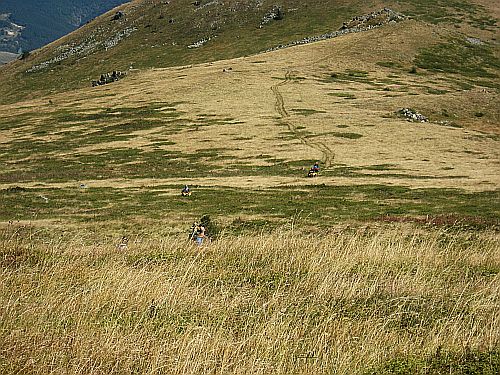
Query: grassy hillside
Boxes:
[
  {"xmin": 1, "ymin": 225, "xmax": 499, "ymax": 374},
  {"xmin": 0, "ymin": 0, "xmax": 497, "ymax": 230},
  {"xmin": 0, "ymin": 0, "xmax": 498, "ymax": 103},
  {"xmin": 0, "ymin": 0, "xmax": 498, "ymax": 373}
]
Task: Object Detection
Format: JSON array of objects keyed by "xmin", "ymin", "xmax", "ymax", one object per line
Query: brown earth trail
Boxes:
[{"xmin": 271, "ymin": 71, "xmax": 335, "ymax": 168}]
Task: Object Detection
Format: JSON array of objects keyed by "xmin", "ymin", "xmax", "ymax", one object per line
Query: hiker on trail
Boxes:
[
  {"xmin": 181, "ymin": 185, "xmax": 191, "ymax": 196},
  {"xmin": 308, "ymin": 161, "xmax": 320, "ymax": 177}
]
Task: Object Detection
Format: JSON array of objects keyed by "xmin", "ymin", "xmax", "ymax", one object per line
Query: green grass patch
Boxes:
[
  {"xmin": 400, "ymin": 0, "xmax": 480, "ymax": 25},
  {"xmin": 1, "ymin": 185, "xmax": 498, "ymax": 230},
  {"xmin": 346, "ymin": 70, "xmax": 369, "ymax": 77},
  {"xmin": 426, "ymin": 88, "xmax": 449, "ymax": 95},
  {"xmin": 329, "ymin": 92, "xmax": 357, "ymax": 99},
  {"xmin": 291, "ymin": 108, "xmax": 327, "ymax": 116},
  {"xmin": 365, "ymin": 348, "xmax": 500, "ymax": 375},
  {"xmin": 415, "ymin": 38, "xmax": 499, "ymax": 78},
  {"xmin": 331, "ymin": 132, "xmax": 363, "ymax": 139},
  {"xmin": 376, "ymin": 61, "xmax": 403, "ymax": 69},
  {"xmin": 469, "ymin": 15, "xmax": 498, "ymax": 30},
  {"xmin": 363, "ymin": 164, "xmax": 398, "ymax": 171},
  {"xmin": 327, "ymin": 71, "xmax": 376, "ymax": 86}
]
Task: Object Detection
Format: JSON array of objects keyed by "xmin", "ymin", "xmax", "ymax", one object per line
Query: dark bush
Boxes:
[{"xmin": 200, "ymin": 214, "xmax": 221, "ymax": 240}]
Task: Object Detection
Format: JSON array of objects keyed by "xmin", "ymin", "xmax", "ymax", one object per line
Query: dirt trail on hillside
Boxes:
[{"xmin": 271, "ymin": 71, "xmax": 334, "ymax": 167}]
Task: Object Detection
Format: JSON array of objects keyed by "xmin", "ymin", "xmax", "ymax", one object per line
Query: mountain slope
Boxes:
[
  {"xmin": 0, "ymin": 0, "xmax": 498, "ymax": 104},
  {"xmin": 0, "ymin": 14, "xmax": 498, "ymax": 190},
  {"xmin": 0, "ymin": 0, "xmax": 497, "ymax": 198},
  {"xmin": 0, "ymin": 3, "xmax": 499, "ymax": 373}
]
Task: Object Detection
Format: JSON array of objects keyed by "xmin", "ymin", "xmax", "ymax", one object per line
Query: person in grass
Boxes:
[
  {"xmin": 308, "ymin": 161, "xmax": 320, "ymax": 177},
  {"xmin": 181, "ymin": 185, "xmax": 191, "ymax": 196},
  {"xmin": 195, "ymin": 224, "xmax": 206, "ymax": 246}
]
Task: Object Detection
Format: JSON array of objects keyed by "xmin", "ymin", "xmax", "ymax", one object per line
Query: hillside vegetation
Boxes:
[
  {"xmin": 1, "ymin": 225, "xmax": 499, "ymax": 374},
  {"xmin": 0, "ymin": 0, "xmax": 499, "ymax": 102},
  {"xmin": 0, "ymin": 0, "xmax": 499, "ymax": 373}
]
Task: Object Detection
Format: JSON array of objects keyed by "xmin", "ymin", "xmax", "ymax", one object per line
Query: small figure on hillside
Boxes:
[
  {"xmin": 181, "ymin": 185, "xmax": 191, "ymax": 196},
  {"xmin": 308, "ymin": 161, "xmax": 320, "ymax": 177},
  {"xmin": 189, "ymin": 215, "xmax": 218, "ymax": 246},
  {"xmin": 195, "ymin": 225, "xmax": 206, "ymax": 246},
  {"xmin": 189, "ymin": 222, "xmax": 206, "ymax": 245},
  {"xmin": 116, "ymin": 236, "xmax": 129, "ymax": 250}
]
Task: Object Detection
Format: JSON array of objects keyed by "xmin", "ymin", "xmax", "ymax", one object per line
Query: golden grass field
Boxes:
[
  {"xmin": 0, "ymin": 21, "xmax": 498, "ymax": 196},
  {"xmin": 1, "ymin": 224, "xmax": 499, "ymax": 374},
  {"xmin": 0, "ymin": 2, "xmax": 499, "ymax": 373}
]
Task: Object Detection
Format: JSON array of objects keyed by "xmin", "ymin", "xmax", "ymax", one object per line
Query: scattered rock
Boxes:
[
  {"xmin": 92, "ymin": 71, "xmax": 126, "ymax": 87},
  {"xmin": 465, "ymin": 37, "xmax": 483, "ymax": 45},
  {"xmin": 397, "ymin": 108, "xmax": 428, "ymax": 123},
  {"xmin": 265, "ymin": 8, "xmax": 407, "ymax": 52},
  {"xmin": 341, "ymin": 8, "xmax": 406, "ymax": 30},
  {"xmin": 261, "ymin": 5, "xmax": 284, "ymax": 25},
  {"xmin": 112, "ymin": 11, "xmax": 124, "ymax": 21},
  {"xmin": 188, "ymin": 36, "xmax": 214, "ymax": 49},
  {"xmin": 193, "ymin": 0, "xmax": 220, "ymax": 11}
]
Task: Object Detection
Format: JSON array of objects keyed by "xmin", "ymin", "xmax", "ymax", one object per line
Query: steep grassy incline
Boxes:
[
  {"xmin": 0, "ymin": 16, "xmax": 498, "ymax": 231},
  {"xmin": 0, "ymin": 0, "xmax": 498, "ymax": 103}
]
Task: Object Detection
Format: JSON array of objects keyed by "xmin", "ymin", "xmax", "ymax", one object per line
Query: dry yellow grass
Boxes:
[
  {"xmin": 0, "ymin": 3, "xmax": 498, "ymax": 372},
  {"xmin": 0, "ymin": 21, "xmax": 498, "ymax": 194},
  {"xmin": 1, "ymin": 224, "xmax": 499, "ymax": 374}
]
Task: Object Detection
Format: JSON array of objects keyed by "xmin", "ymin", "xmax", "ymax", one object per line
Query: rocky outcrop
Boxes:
[
  {"xmin": 188, "ymin": 36, "xmax": 214, "ymax": 48},
  {"xmin": 465, "ymin": 37, "xmax": 483, "ymax": 45},
  {"xmin": 91, "ymin": 70, "xmax": 126, "ymax": 86},
  {"xmin": 397, "ymin": 108, "xmax": 428, "ymax": 123},
  {"xmin": 111, "ymin": 11, "xmax": 124, "ymax": 21},
  {"xmin": 261, "ymin": 5, "xmax": 284, "ymax": 25},
  {"xmin": 26, "ymin": 26, "xmax": 137, "ymax": 73},
  {"xmin": 339, "ymin": 8, "xmax": 406, "ymax": 30},
  {"xmin": 265, "ymin": 8, "xmax": 407, "ymax": 53}
]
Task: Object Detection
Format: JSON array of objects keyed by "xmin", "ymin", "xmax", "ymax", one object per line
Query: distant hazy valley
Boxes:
[{"xmin": 0, "ymin": 0, "xmax": 129, "ymax": 63}]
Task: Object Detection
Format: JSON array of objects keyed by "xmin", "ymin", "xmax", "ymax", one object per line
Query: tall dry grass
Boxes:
[{"xmin": 1, "ymin": 224, "xmax": 499, "ymax": 374}]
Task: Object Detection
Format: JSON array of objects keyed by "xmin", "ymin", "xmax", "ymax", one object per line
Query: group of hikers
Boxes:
[{"xmin": 183, "ymin": 161, "xmax": 321, "ymax": 246}]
